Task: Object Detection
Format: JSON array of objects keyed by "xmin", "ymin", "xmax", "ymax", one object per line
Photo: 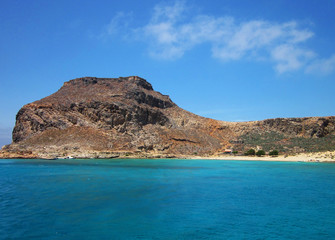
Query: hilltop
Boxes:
[{"xmin": 1, "ymin": 76, "xmax": 335, "ymax": 159}]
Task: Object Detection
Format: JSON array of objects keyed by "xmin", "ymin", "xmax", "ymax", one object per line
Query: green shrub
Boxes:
[
  {"xmin": 245, "ymin": 149, "xmax": 256, "ymax": 156},
  {"xmin": 269, "ymin": 150, "xmax": 279, "ymax": 156},
  {"xmin": 256, "ymin": 150, "xmax": 266, "ymax": 156}
]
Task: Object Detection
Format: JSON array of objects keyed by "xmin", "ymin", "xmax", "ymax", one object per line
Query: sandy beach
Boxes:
[
  {"xmin": 190, "ymin": 151, "xmax": 335, "ymax": 162},
  {"xmin": 1, "ymin": 149, "xmax": 335, "ymax": 162}
]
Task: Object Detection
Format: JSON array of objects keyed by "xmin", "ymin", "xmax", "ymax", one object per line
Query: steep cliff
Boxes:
[{"xmin": 2, "ymin": 76, "xmax": 335, "ymax": 159}]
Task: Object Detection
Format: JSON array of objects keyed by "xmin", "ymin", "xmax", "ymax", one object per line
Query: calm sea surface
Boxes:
[{"xmin": 0, "ymin": 159, "xmax": 334, "ymax": 239}]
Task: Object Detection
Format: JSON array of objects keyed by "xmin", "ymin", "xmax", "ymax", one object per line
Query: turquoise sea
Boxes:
[{"xmin": 0, "ymin": 159, "xmax": 335, "ymax": 239}]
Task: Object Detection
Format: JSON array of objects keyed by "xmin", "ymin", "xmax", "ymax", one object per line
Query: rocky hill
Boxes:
[{"xmin": 1, "ymin": 76, "xmax": 335, "ymax": 159}]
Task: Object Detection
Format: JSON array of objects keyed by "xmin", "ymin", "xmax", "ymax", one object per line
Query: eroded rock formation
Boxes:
[{"xmin": 2, "ymin": 76, "xmax": 335, "ymax": 159}]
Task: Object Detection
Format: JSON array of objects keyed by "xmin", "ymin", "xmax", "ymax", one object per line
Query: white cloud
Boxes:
[
  {"xmin": 138, "ymin": 1, "xmax": 234, "ymax": 59},
  {"xmin": 105, "ymin": 1, "xmax": 334, "ymax": 75},
  {"xmin": 212, "ymin": 20, "xmax": 282, "ymax": 60},
  {"xmin": 135, "ymin": 1, "xmax": 316, "ymax": 72},
  {"xmin": 271, "ymin": 44, "xmax": 315, "ymax": 73},
  {"xmin": 306, "ymin": 54, "xmax": 335, "ymax": 75},
  {"xmin": 151, "ymin": 0, "xmax": 185, "ymax": 23},
  {"xmin": 213, "ymin": 21, "xmax": 314, "ymax": 62}
]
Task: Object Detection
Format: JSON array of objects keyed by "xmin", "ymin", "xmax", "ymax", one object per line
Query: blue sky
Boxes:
[{"xmin": 1, "ymin": 0, "xmax": 335, "ymax": 146}]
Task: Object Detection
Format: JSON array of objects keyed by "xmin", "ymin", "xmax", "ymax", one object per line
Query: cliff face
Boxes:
[
  {"xmin": 3, "ymin": 76, "xmax": 335, "ymax": 158},
  {"xmin": 12, "ymin": 76, "xmax": 174, "ymax": 143}
]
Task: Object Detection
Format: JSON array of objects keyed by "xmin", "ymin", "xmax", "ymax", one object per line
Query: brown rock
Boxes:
[{"xmin": 2, "ymin": 76, "xmax": 335, "ymax": 159}]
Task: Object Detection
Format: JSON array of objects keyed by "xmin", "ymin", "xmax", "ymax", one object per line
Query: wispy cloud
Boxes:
[
  {"xmin": 271, "ymin": 44, "xmax": 315, "ymax": 73},
  {"xmin": 305, "ymin": 54, "xmax": 335, "ymax": 75},
  {"xmin": 106, "ymin": 12, "xmax": 133, "ymax": 35},
  {"xmin": 99, "ymin": 11, "xmax": 133, "ymax": 40},
  {"xmin": 105, "ymin": 0, "xmax": 335, "ymax": 75}
]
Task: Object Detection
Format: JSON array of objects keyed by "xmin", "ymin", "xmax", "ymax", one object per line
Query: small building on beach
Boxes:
[{"xmin": 224, "ymin": 149, "xmax": 233, "ymax": 154}]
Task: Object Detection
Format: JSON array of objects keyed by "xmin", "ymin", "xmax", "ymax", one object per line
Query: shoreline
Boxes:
[
  {"xmin": 187, "ymin": 155, "xmax": 334, "ymax": 162},
  {"xmin": 181, "ymin": 150, "xmax": 335, "ymax": 162},
  {"xmin": 2, "ymin": 148, "xmax": 335, "ymax": 162},
  {"xmin": 1, "ymin": 153, "xmax": 335, "ymax": 162}
]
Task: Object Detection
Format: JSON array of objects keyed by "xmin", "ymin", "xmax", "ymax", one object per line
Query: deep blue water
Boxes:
[{"xmin": 0, "ymin": 159, "xmax": 335, "ymax": 240}]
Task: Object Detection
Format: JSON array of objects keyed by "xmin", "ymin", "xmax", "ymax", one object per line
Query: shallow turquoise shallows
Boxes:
[{"xmin": 1, "ymin": 159, "xmax": 335, "ymax": 239}]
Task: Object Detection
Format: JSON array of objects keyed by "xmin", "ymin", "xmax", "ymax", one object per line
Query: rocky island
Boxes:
[{"xmin": 1, "ymin": 76, "xmax": 335, "ymax": 160}]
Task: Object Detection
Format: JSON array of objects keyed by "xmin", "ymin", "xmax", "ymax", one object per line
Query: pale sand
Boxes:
[{"xmin": 188, "ymin": 151, "xmax": 335, "ymax": 162}]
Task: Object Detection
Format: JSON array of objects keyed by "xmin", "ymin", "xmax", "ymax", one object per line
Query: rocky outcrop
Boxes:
[
  {"xmin": 2, "ymin": 76, "xmax": 335, "ymax": 159},
  {"xmin": 12, "ymin": 76, "xmax": 174, "ymax": 143},
  {"xmin": 260, "ymin": 117, "xmax": 335, "ymax": 138}
]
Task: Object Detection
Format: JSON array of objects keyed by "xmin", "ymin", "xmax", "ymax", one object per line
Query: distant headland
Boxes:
[{"xmin": 1, "ymin": 76, "xmax": 335, "ymax": 161}]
